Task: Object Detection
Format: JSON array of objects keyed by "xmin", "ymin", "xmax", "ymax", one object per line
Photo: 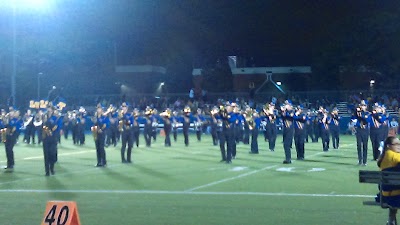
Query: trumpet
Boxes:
[{"xmin": 91, "ymin": 126, "xmax": 98, "ymax": 140}]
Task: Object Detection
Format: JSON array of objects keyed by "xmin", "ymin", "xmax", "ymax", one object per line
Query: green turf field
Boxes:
[{"xmin": 0, "ymin": 133, "xmax": 390, "ymax": 225}]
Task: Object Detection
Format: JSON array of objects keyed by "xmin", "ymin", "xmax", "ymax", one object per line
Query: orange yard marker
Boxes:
[{"xmin": 41, "ymin": 201, "xmax": 81, "ymax": 225}]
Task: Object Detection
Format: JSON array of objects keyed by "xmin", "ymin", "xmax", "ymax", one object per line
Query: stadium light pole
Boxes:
[{"xmin": 10, "ymin": 0, "xmax": 51, "ymax": 106}]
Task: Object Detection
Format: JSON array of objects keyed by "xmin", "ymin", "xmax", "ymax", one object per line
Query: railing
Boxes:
[{"xmin": 59, "ymin": 88, "xmax": 400, "ymax": 109}]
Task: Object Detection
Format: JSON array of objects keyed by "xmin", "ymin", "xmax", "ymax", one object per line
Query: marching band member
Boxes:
[
  {"xmin": 265, "ymin": 102, "xmax": 278, "ymax": 152},
  {"xmin": 369, "ymin": 103, "xmax": 385, "ymax": 160},
  {"xmin": 62, "ymin": 111, "xmax": 71, "ymax": 140},
  {"xmin": 351, "ymin": 100, "xmax": 371, "ymax": 166},
  {"xmin": 92, "ymin": 105, "xmax": 109, "ymax": 166},
  {"xmin": 235, "ymin": 106, "xmax": 245, "ymax": 144},
  {"xmin": 231, "ymin": 103, "xmax": 241, "ymax": 159},
  {"xmin": 160, "ymin": 109, "xmax": 172, "ymax": 147},
  {"xmin": 219, "ymin": 102, "xmax": 237, "ymax": 163},
  {"xmin": 106, "ymin": 105, "xmax": 119, "ymax": 147},
  {"xmin": 319, "ymin": 107, "xmax": 331, "ymax": 152},
  {"xmin": 119, "ymin": 103, "xmax": 133, "ymax": 163},
  {"xmin": 172, "ymin": 111, "xmax": 179, "ymax": 142},
  {"xmin": 53, "ymin": 109, "xmax": 63, "ymax": 162},
  {"xmin": 143, "ymin": 107, "xmax": 153, "ymax": 147},
  {"xmin": 248, "ymin": 109, "xmax": 261, "ymax": 154},
  {"xmin": 23, "ymin": 109, "xmax": 35, "ymax": 144},
  {"xmin": 294, "ymin": 105, "xmax": 306, "ymax": 160},
  {"xmin": 305, "ymin": 110, "xmax": 316, "ymax": 143},
  {"xmin": 181, "ymin": 106, "xmax": 192, "ymax": 147},
  {"xmin": 210, "ymin": 107, "xmax": 219, "ymax": 146},
  {"xmin": 71, "ymin": 110, "xmax": 79, "ymax": 145},
  {"xmin": 194, "ymin": 108, "xmax": 205, "ymax": 141},
  {"xmin": 42, "ymin": 107, "xmax": 58, "ymax": 176},
  {"xmin": 281, "ymin": 100, "xmax": 295, "ymax": 164},
  {"xmin": 79, "ymin": 107, "xmax": 87, "ymax": 145},
  {"xmin": 3, "ymin": 110, "xmax": 21, "ymax": 171},
  {"xmin": 382, "ymin": 105, "xmax": 390, "ymax": 144},
  {"xmin": 132, "ymin": 108, "xmax": 142, "ymax": 148},
  {"xmin": 151, "ymin": 109, "xmax": 159, "ymax": 142},
  {"xmin": 34, "ymin": 110, "xmax": 44, "ymax": 145},
  {"xmin": 242, "ymin": 107, "xmax": 251, "ymax": 145},
  {"xmin": 330, "ymin": 107, "xmax": 341, "ymax": 149},
  {"xmin": 54, "ymin": 109, "xmax": 63, "ymax": 145}
]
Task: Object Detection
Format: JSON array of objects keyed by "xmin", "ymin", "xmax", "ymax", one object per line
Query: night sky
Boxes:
[{"xmin": 0, "ymin": 0, "xmax": 400, "ymax": 99}]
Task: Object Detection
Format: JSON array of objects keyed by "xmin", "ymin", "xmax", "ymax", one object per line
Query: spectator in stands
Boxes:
[
  {"xmin": 377, "ymin": 137, "xmax": 400, "ymax": 225},
  {"xmin": 389, "ymin": 118, "xmax": 399, "ymax": 137},
  {"xmin": 189, "ymin": 88, "xmax": 194, "ymax": 100},
  {"xmin": 201, "ymin": 89, "xmax": 208, "ymax": 102},
  {"xmin": 391, "ymin": 98, "xmax": 399, "ymax": 110}
]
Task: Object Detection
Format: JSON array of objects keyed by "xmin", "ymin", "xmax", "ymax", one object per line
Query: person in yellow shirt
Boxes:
[{"xmin": 377, "ymin": 136, "xmax": 400, "ymax": 225}]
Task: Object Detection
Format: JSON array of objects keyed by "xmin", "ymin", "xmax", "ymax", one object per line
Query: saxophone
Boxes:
[{"xmin": 91, "ymin": 126, "xmax": 98, "ymax": 141}]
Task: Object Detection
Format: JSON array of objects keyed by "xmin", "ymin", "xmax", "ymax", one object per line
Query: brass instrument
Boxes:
[
  {"xmin": 160, "ymin": 109, "xmax": 171, "ymax": 118},
  {"xmin": 91, "ymin": 125, "xmax": 98, "ymax": 140},
  {"xmin": 183, "ymin": 106, "xmax": 191, "ymax": 114},
  {"xmin": 145, "ymin": 108, "xmax": 153, "ymax": 116},
  {"xmin": 219, "ymin": 105, "xmax": 231, "ymax": 128},
  {"xmin": 244, "ymin": 108, "xmax": 255, "ymax": 130},
  {"xmin": 42, "ymin": 126, "xmax": 52, "ymax": 139},
  {"xmin": 1, "ymin": 128, "xmax": 7, "ymax": 143},
  {"xmin": 118, "ymin": 120, "xmax": 124, "ymax": 132},
  {"xmin": 210, "ymin": 107, "xmax": 219, "ymax": 116}
]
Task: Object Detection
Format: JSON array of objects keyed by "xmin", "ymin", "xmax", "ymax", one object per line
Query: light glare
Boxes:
[{"xmin": 11, "ymin": 0, "xmax": 52, "ymax": 10}]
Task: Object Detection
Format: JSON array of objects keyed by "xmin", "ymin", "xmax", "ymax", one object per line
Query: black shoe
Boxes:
[
  {"xmin": 226, "ymin": 160, "xmax": 232, "ymax": 164},
  {"xmin": 50, "ymin": 170, "xmax": 55, "ymax": 175},
  {"xmin": 45, "ymin": 172, "xmax": 50, "ymax": 176},
  {"xmin": 122, "ymin": 159, "xmax": 127, "ymax": 163},
  {"xmin": 220, "ymin": 159, "xmax": 226, "ymax": 162},
  {"xmin": 127, "ymin": 160, "xmax": 132, "ymax": 163},
  {"xmin": 270, "ymin": 149, "xmax": 275, "ymax": 152},
  {"xmin": 95, "ymin": 164, "xmax": 103, "ymax": 167},
  {"xmin": 283, "ymin": 160, "xmax": 292, "ymax": 164},
  {"xmin": 249, "ymin": 151, "xmax": 259, "ymax": 154},
  {"xmin": 297, "ymin": 157, "xmax": 304, "ymax": 160}
]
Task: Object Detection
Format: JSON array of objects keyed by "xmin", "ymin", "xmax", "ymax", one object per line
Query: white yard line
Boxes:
[
  {"xmin": 186, "ymin": 165, "xmax": 279, "ymax": 192},
  {"xmin": 0, "ymin": 150, "xmax": 94, "ymax": 163},
  {"xmin": 0, "ymin": 189, "xmax": 375, "ymax": 198},
  {"xmin": 0, "ymin": 164, "xmax": 122, "ymax": 186},
  {"xmin": 23, "ymin": 150, "xmax": 94, "ymax": 160},
  {"xmin": 185, "ymin": 150, "xmax": 329, "ymax": 192}
]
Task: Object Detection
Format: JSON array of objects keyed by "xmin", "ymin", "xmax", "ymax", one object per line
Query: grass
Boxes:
[{"xmin": 0, "ymin": 133, "xmax": 389, "ymax": 225}]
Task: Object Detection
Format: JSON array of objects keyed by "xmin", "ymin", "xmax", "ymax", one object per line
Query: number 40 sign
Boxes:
[{"xmin": 41, "ymin": 201, "xmax": 81, "ymax": 225}]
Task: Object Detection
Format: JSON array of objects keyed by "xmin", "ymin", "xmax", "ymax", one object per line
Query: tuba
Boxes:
[{"xmin": 91, "ymin": 125, "xmax": 98, "ymax": 140}]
